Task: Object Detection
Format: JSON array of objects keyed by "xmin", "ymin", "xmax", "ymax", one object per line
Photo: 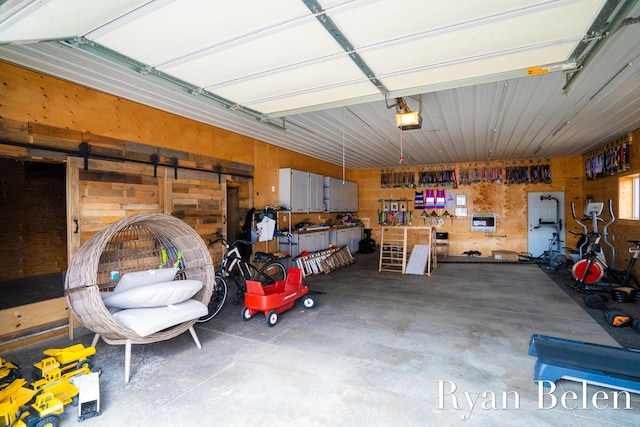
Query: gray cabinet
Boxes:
[
  {"xmin": 342, "ymin": 180, "xmax": 358, "ymax": 212},
  {"xmin": 279, "ymin": 230, "xmax": 329, "ymax": 258},
  {"xmin": 279, "ymin": 168, "xmax": 323, "ymax": 213},
  {"xmin": 323, "ymin": 177, "xmax": 358, "ymax": 212},
  {"xmin": 308, "ymin": 172, "xmax": 324, "ymax": 212},
  {"xmin": 329, "ymin": 227, "xmax": 362, "ymax": 252},
  {"xmin": 279, "ymin": 168, "xmax": 307, "ymax": 212}
]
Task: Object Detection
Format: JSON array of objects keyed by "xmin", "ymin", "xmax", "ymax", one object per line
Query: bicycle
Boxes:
[{"xmin": 197, "ymin": 233, "xmax": 288, "ymax": 322}]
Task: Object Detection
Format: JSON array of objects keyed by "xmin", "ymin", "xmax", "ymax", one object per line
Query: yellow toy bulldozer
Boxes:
[{"xmin": 0, "ymin": 379, "xmax": 63, "ymax": 427}]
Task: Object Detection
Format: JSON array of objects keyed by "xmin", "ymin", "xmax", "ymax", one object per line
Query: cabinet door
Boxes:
[
  {"xmin": 330, "ymin": 178, "xmax": 344, "ymax": 212},
  {"xmin": 336, "ymin": 229, "xmax": 349, "ymax": 247},
  {"xmin": 297, "ymin": 233, "xmax": 312, "ymax": 253},
  {"xmin": 349, "ymin": 227, "xmax": 362, "ymax": 252},
  {"xmin": 280, "ymin": 168, "xmax": 309, "ymax": 212},
  {"xmin": 343, "ymin": 181, "xmax": 358, "ymax": 212},
  {"xmin": 317, "ymin": 231, "xmax": 329, "ymax": 251},
  {"xmin": 308, "ymin": 173, "xmax": 324, "ymax": 212},
  {"xmin": 291, "ymin": 170, "xmax": 309, "ymax": 212}
]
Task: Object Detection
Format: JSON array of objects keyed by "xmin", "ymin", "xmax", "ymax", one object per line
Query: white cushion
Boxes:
[
  {"xmin": 103, "ymin": 280, "xmax": 203, "ymax": 309},
  {"xmin": 112, "ymin": 299, "xmax": 207, "ymax": 337},
  {"xmin": 114, "ymin": 268, "xmax": 179, "ymax": 293}
]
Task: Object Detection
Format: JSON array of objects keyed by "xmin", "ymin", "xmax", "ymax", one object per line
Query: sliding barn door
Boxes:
[{"xmin": 66, "ymin": 156, "xmax": 226, "ymax": 260}]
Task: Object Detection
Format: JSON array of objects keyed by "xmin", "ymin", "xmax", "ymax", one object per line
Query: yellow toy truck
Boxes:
[
  {"xmin": 13, "ymin": 391, "xmax": 64, "ymax": 427},
  {"xmin": 0, "ymin": 379, "xmax": 64, "ymax": 427},
  {"xmin": 32, "ymin": 344, "xmax": 95, "ymax": 380},
  {"xmin": 0, "ymin": 359, "xmax": 21, "ymax": 389}
]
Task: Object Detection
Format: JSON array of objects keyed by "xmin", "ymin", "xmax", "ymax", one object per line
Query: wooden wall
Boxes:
[
  {"xmin": 583, "ymin": 129, "xmax": 640, "ymax": 273},
  {"xmin": 353, "ymin": 156, "xmax": 584, "ymax": 256}
]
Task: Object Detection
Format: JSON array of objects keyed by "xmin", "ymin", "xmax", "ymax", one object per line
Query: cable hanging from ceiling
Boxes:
[{"xmin": 342, "ymin": 106, "xmax": 346, "ymax": 183}]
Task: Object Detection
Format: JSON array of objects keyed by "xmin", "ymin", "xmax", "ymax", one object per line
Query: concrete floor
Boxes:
[{"xmin": 4, "ymin": 253, "xmax": 639, "ymax": 426}]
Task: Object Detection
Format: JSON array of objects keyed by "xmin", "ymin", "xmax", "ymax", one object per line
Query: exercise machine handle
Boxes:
[
  {"xmin": 571, "ymin": 202, "xmax": 589, "ymax": 258},
  {"xmin": 602, "ymin": 199, "xmax": 616, "ymax": 269}
]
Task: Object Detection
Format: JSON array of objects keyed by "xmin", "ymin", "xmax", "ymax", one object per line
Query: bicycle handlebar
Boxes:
[{"xmin": 208, "ymin": 233, "xmax": 252, "ymax": 248}]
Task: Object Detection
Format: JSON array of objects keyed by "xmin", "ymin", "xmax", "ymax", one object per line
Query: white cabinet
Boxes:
[
  {"xmin": 279, "ymin": 168, "xmax": 307, "ymax": 212},
  {"xmin": 279, "ymin": 168, "xmax": 323, "ymax": 213},
  {"xmin": 324, "ymin": 177, "xmax": 358, "ymax": 212},
  {"xmin": 299, "ymin": 231, "xmax": 329, "ymax": 253},
  {"xmin": 279, "ymin": 231, "xmax": 329, "ymax": 258},
  {"xmin": 308, "ymin": 172, "xmax": 324, "ymax": 213},
  {"xmin": 342, "ymin": 181, "xmax": 358, "ymax": 212},
  {"xmin": 330, "ymin": 227, "xmax": 362, "ymax": 252}
]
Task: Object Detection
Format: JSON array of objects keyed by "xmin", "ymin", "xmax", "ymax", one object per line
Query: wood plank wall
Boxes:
[
  {"xmin": 67, "ymin": 157, "xmax": 231, "ymax": 257},
  {"xmin": 353, "ymin": 156, "xmax": 585, "ymax": 257},
  {"xmin": 583, "ymin": 129, "xmax": 639, "ymax": 273}
]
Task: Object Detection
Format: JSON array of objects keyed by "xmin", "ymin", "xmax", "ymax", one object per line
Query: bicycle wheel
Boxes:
[
  {"xmin": 197, "ymin": 275, "xmax": 228, "ymax": 322},
  {"xmin": 255, "ymin": 261, "xmax": 287, "ymax": 286}
]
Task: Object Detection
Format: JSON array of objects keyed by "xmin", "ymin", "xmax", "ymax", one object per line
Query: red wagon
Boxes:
[{"xmin": 241, "ymin": 268, "xmax": 317, "ymax": 326}]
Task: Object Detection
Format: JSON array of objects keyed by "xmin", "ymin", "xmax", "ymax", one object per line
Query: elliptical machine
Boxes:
[{"xmin": 569, "ymin": 200, "xmax": 616, "ymax": 292}]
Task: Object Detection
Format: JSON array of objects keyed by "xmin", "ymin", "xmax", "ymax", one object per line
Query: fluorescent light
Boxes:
[{"xmin": 395, "ymin": 111, "xmax": 420, "ymax": 126}]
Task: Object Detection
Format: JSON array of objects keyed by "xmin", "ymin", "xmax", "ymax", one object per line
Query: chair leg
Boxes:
[
  {"xmin": 125, "ymin": 339, "xmax": 132, "ymax": 383},
  {"xmin": 91, "ymin": 333, "xmax": 100, "ymax": 348},
  {"xmin": 188, "ymin": 326, "xmax": 202, "ymax": 349}
]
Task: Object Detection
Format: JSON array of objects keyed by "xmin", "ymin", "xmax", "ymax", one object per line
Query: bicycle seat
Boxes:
[
  {"xmin": 254, "ymin": 251, "xmax": 273, "ymax": 262},
  {"xmin": 628, "ymin": 240, "xmax": 640, "ymax": 246}
]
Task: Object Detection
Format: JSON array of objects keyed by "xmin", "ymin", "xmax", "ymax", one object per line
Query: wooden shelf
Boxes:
[{"xmin": 378, "ymin": 226, "xmax": 437, "ymax": 275}]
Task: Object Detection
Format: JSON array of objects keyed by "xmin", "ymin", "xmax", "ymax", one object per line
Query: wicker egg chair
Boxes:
[{"xmin": 65, "ymin": 213, "xmax": 214, "ymax": 382}]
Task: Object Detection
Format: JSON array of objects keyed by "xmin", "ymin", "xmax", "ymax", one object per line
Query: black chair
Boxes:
[{"xmin": 435, "ymin": 232, "xmax": 449, "ymax": 258}]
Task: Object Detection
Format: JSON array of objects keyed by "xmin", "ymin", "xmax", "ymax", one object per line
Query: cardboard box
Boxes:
[{"xmin": 492, "ymin": 250, "xmax": 520, "ymax": 262}]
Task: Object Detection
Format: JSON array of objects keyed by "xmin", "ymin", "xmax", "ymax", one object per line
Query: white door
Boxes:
[{"xmin": 528, "ymin": 192, "xmax": 565, "ymax": 257}]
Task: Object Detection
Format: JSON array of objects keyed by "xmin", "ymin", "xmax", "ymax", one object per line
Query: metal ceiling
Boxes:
[{"xmin": 0, "ymin": 0, "xmax": 639, "ymax": 169}]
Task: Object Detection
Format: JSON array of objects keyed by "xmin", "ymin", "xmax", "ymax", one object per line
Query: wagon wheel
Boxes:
[
  {"xmin": 241, "ymin": 307, "xmax": 252, "ymax": 321},
  {"xmin": 301, "ymin": 296, "xmax": 316, "ymax": 309},
  {"xmin": 266, "ymin": 310, "xmax": 279, "ymax": 327}
]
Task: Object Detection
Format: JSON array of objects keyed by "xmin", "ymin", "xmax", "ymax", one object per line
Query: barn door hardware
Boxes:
[
  {"xmin": 79, "ymin": 142, "xmax": 91, "ymax": 171},
  {"xmin": 0, "ymin": 139, "xmax": 253, "ymax": 179},
  {"xmin": 170, "ymin": 157, "xmax": 179, "ymax": 179},
  {"xmin": 151, "ymin": 153, "xmax": 160, "ymax": 177}
]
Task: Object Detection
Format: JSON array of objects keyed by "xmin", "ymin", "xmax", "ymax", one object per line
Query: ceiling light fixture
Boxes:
[
  {"xmin": 389, "ymin": 95, "xmax": 422, "ymax": 131},
  {"xmin": 396, "ymin": 111, "xmax": 421, "ymax": 128}
]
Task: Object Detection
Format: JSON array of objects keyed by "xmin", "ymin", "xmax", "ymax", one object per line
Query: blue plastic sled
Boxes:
[{"xmin": 528, "ymin": 334, "xmax": 640, "ymax": 394}]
